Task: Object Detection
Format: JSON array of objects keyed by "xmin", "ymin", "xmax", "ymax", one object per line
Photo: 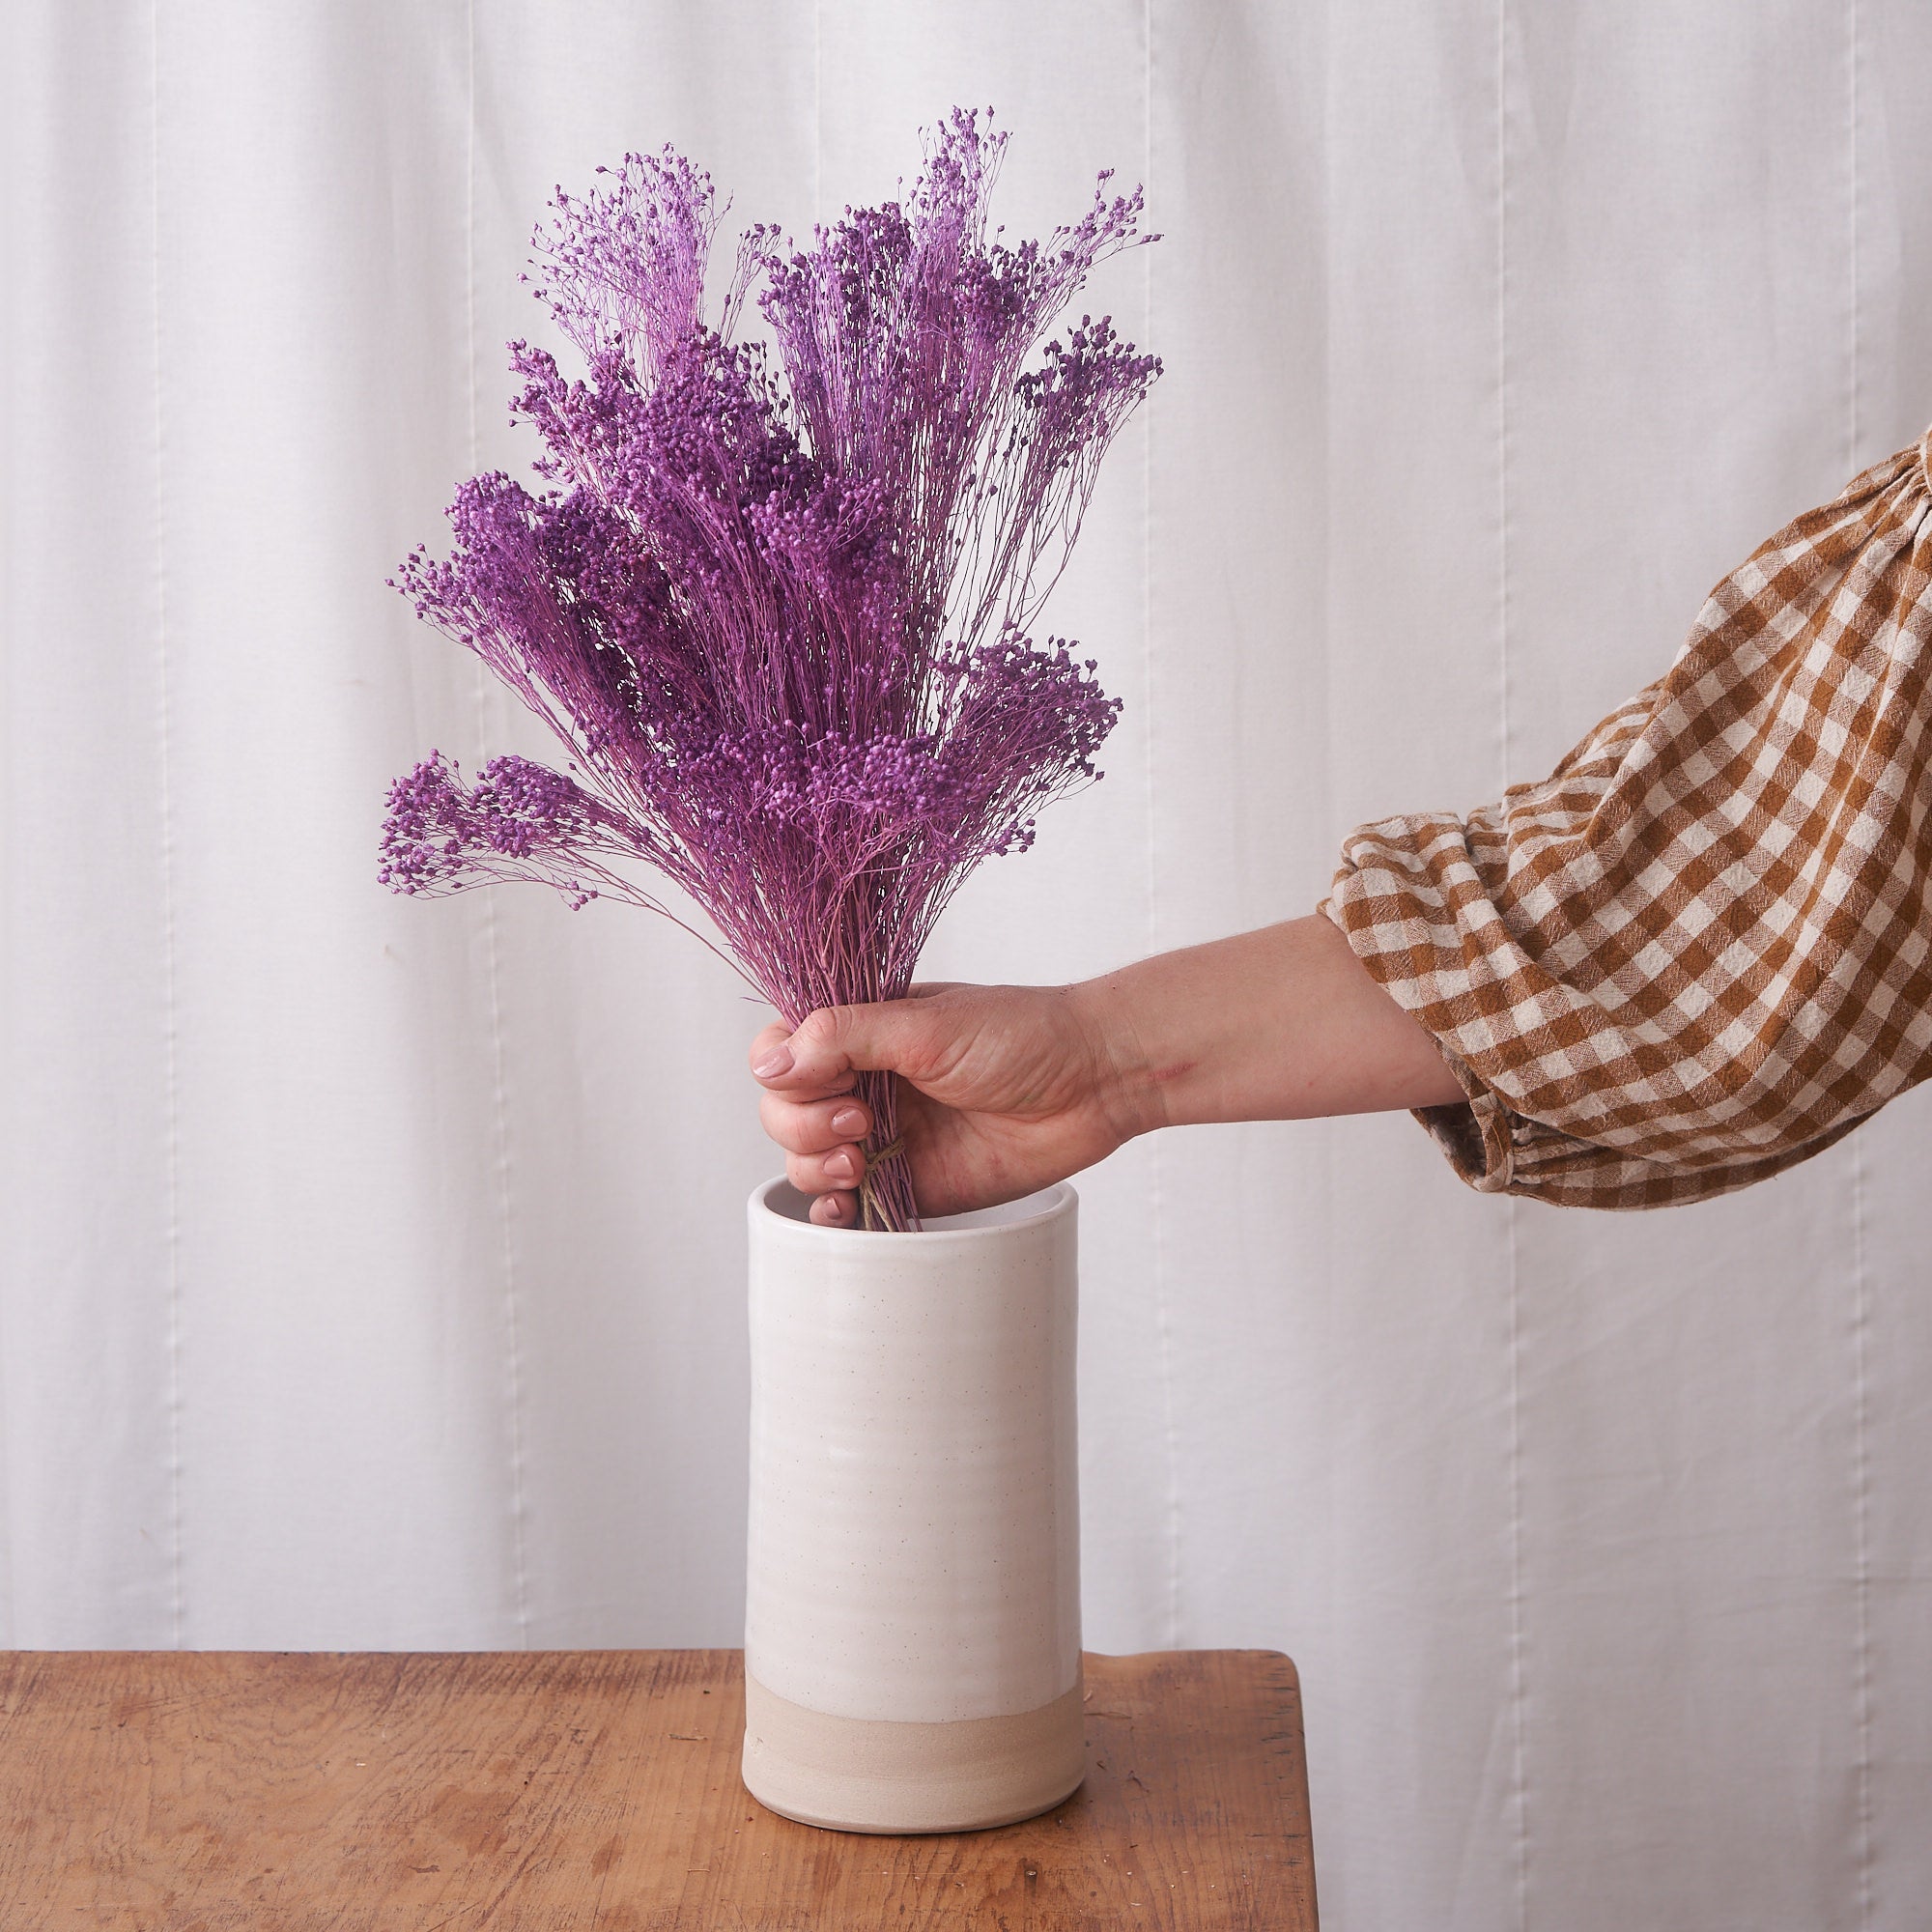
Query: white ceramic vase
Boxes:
[{"xmin": 741, "ymin": 1176, "xmax": 1084, "ymax": 1833}]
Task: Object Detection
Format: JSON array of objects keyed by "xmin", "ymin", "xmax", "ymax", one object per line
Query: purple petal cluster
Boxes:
[
  {"xmin": 383, "ymin": 111, "xmax": 1157, "ymax": 1228},
  {"xmin": 379, "ymin": 753, "xmax": 655, "ymax": 910}
]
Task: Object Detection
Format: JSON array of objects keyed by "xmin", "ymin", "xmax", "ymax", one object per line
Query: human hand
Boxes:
[{"xmin": 748, "ymin": 980, "xmax": 1148, "ymax": 1228}]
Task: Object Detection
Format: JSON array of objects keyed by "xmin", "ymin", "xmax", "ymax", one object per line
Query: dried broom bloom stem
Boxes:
[{"xmin": 382, "ymin": 110, "xmax": 1159, "ymax": 1231}]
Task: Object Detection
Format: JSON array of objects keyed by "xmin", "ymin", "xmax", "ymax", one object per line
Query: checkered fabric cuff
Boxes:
[{"xmin": 1321, "ymin": 429, "xmax": 1932, "ymax": 1209}]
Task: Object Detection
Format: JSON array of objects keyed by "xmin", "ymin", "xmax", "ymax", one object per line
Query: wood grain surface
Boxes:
[{"xmin": 0, "ymin": 1648, "xmax": 1316, "ymax": 1930}]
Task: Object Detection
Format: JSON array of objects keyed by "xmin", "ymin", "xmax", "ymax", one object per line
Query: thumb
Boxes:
[{"xmin": 765, "ymin": 997, "xmax": 952, "ymax": 1094}]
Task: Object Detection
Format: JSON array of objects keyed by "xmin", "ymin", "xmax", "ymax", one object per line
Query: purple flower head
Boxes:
[
  {"xmin": 380, "ymin": 753, "xmax": 653, "ymax": 910},
  {"xmin": 384, "ymin": 111, "xmax": 1158, "ymax": 1227}
]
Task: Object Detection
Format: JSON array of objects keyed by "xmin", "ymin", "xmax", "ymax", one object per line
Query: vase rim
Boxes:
[{"xmin": 750, "ymin": 1175, "xmax": 1076, "ymax": 1242}]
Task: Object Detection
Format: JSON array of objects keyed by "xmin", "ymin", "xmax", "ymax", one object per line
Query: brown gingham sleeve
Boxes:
[{"xmin": 1321, "ymin": 429, "xmax": 1932, "ymax": 1208}]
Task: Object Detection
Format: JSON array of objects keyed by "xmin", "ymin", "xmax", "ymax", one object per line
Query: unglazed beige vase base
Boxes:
[
  {"xmin": 741, "ymin": 1673, "xmax": 1087, "ymax": 1834},
  {"xmin": 744, "ymin": 1179, "xmax": 1083, "ymax": 1834}
]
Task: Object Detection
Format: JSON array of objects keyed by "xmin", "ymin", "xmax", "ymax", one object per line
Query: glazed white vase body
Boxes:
[{"xmin": 742, "ymin": 1178, "xmax": 1084, "ymax": 1833}]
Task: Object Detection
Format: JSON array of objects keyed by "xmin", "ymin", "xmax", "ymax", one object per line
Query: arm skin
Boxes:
[{"xmin": 749, "ymin": 913, "xmax": 1466, "ymax": 1227}]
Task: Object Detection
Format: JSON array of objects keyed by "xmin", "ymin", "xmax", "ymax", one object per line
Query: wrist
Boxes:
[{"xmin": 1064, "ymin": 970, "xmax": 1172, "ymax": 1147}]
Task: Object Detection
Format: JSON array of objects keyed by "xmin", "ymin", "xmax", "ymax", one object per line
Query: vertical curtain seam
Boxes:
[
  {"xmin": 1850, "ymin": 1148, "xmax": 1875, "ymax": 1924},
  {"xmin": 467, "ymin": 0, "xmax": 532, "ymax": 1648},
  {"xmin": 1142, "ymin": 0, "xmax": 1181, "ymax": 1649},
  {"xmin": 1847, "ymin": 3, "xmax": 1877, "ymax": 1921},
  {"xmin": 149, "ymin": 0, "xmax": 186, "ymax": 1653},
  {"xmin": 1497, "ymin": 4, "xmax": 1530, "ymax": 1924}
]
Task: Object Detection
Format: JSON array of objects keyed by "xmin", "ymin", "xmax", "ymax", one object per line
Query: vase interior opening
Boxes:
[{"xmin": 756, "ymin": 1178, "xmax": 1072, "ymax": 1235}]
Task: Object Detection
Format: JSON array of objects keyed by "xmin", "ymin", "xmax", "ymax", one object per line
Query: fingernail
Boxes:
[
  {"xmin": 830, "ymin": 1105, "xmax": 866, "ymax": 1136},
  {"xmin": 825, "ymin": 1149, "xmax": 860, "ymax": 1182},
  {"xmin": 821, "ymin": 1194, "xmax": 847, "ymax": 1223},
  {"xmin": 753, "ymin": 1045, "xmax": 794, "ymax": 1079}
]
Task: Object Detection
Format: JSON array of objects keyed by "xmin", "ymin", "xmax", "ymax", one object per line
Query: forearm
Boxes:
[{"xmin": 1073, "ymin": 913, "xmax": 1465, "ymax": 1137}]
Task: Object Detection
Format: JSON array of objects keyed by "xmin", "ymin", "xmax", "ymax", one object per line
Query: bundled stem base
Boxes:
[{"xmin": 852, "ymin": 1073, "xmax": 919, "ymax": 1233}]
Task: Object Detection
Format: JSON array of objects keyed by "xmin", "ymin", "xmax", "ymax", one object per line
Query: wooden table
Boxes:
[{"xmin": 0, "ymin": 1648, "xmax": 1316, "ymax": 1930}]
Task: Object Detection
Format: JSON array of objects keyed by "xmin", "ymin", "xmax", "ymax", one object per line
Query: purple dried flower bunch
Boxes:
[{"xmin": 382, "ymin": 111, "xmax": 1158, "ymax": 1230}]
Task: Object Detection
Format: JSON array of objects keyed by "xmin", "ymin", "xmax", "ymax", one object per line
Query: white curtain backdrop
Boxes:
[{"xmin": 6, "ymin": 3, "xmax": 1930, "ymax": 1925}]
